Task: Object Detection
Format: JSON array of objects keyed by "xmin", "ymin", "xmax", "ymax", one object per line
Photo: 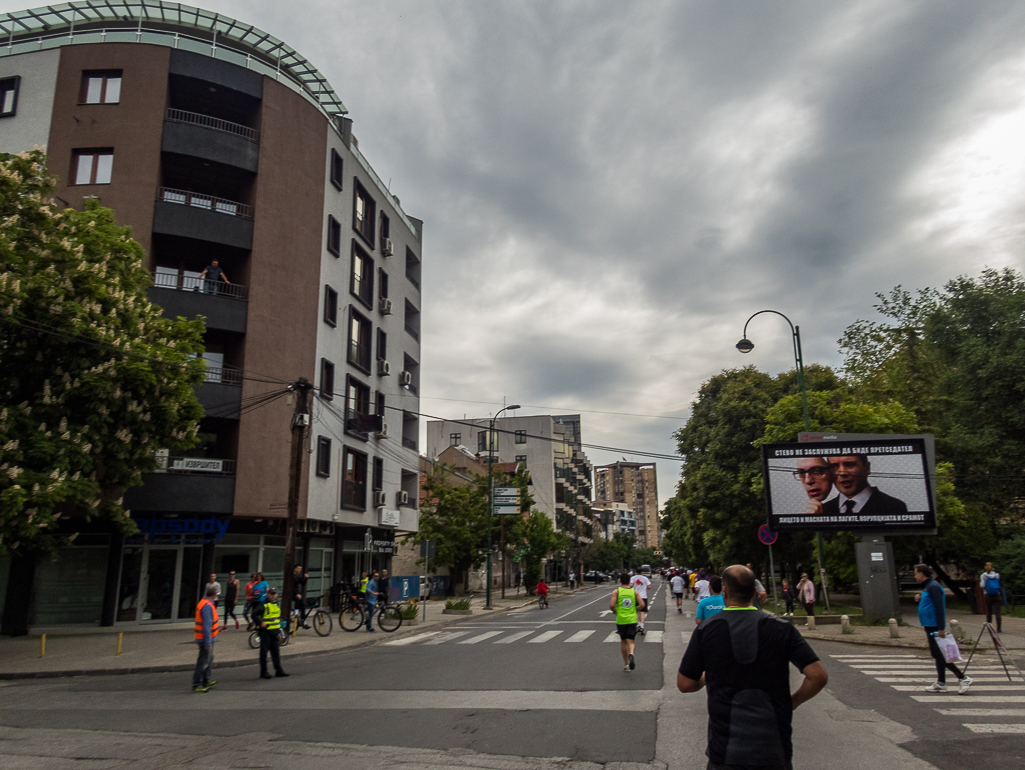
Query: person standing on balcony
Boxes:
[{"xmin": 198, "ymin": 260, "xmax": 231, "ymax": 295}]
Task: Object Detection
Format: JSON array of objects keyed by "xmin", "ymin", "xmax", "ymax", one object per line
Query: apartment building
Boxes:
[
  {"xmin": 594, "ymin": 462, "xmax": 659, "ymax": 548},
  {"xmin": 0, "ymin": 1, "xmax": 421, "ymax": 632}
]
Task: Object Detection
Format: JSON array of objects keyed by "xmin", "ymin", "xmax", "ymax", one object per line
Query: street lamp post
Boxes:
[
  {"xmin": 485, "ymin": 404, "xmax": 520, "ymax": 610},
  {"xmin": 737, "ymin": 310, "xmax": 831, "ymax": 613}
]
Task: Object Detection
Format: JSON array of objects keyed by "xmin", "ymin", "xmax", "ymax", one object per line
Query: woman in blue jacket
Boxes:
[{"xmin": 915, "ymin": 564, "xmax": 972, "ymax": 694}]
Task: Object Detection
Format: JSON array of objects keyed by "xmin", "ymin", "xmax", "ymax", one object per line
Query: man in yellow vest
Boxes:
[
  {"xmin": 251, "ymin": 587, "xmax": 289, "ymax": 679},
  {"xmin": 609, "ymin": 573, "xmax": 639, "ymax": 671},
  {"xmin": 192, "ymin": 585, "xmax": 220, "ymax": 692}
]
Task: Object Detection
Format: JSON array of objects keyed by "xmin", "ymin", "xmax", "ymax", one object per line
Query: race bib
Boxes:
[{"xmin": 621, "ymin": 597, "xmax": 633, "ymax": 608}]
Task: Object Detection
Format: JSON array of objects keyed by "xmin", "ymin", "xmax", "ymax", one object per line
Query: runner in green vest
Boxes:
[{"xmin": 610, "ymin": 573, "xmax": 639, "ymax": 671}]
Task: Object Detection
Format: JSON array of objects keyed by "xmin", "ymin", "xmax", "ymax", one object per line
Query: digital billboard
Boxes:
[{"xmin": 761, "ymin": 437, "xmax": 935, "ymax": 532}]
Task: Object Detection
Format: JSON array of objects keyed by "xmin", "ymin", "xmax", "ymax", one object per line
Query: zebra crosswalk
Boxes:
[
  {"xmin": 385, "ymin": 626, "xmax": 665, "ymax": 647},
  {"xmin": 830, "ymin": 651, "xmax": 1025, "ymax": 735}
]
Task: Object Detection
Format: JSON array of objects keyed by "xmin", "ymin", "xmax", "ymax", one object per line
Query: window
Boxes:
[
  {"xmin": 72, "ymin": 149, "xmax": 113, "ymax": 185},
  {"xmin": 380, "ymin": 212, "xmax": 390, "ymax": 242},
  {"xmin": 376, "ymin": 391, "xmax": 385, "ymax": 424},
  {"xmin": 376, "ymin": 328, "xmax": 387, "ymax": 362},
  {"xmin": 324, "ymin": 285, "xmax": 338, "ymax": 327},
  {"xmin": 341, "ymin": 447, "xmax": 368, "ymax": 510},
  {"xmin": 515, "ymin": 430, "xmax": 527, "ymax": 444},
  {"xmin": 320, "ymin": 358, "xmax": 335, "ymax": 400},
  {"xmin": 345, "ymin": 375, "xmax": 372, "ymax": 437},
  {"xmin": 350, "ymin": 244, "xmax": 374, "ymax": 308},
  {"xmin": 0, "ymin": 76, "xmax": 19, "ymax": 117},
  {"xmin": 404, "ymin": 300, "xmax": 420, "ymax": 341},
  {"xmin": 80, "ymin": 70, "xmax": 122, "ymax": 104},
  {"xmin": 477, "ymin": 430, "xmax": 496, "ymax": 454},
  {"xmin": 378, "ymin": 269, "xmax": 389, "ymax": 300},
  {"xmin": 348, "ymin": 308, "xmax": 372, "ymax": 373},
  {"xmin": 450, "ymin": 433, "xmax": 461, "ymax": 446},
  {"xmin": 405, "ymin": 247, "xmax": 421, "ymax": 290},
  {"xmin": 373, "ymin": 456, "xmax": 384, "ymax": 492},
  {"xmin": 515, "ymin": 455, "xmax": 527, "ymax": 466},
  {"xmin": 353, "ymin": 181, "xmax": 376, "ymax": 246},
  {"xmin": 327, "ymin": 215, "xmax": 342, "ymax": 256},
  {"xmin": 316, "ymin": 436, "xmax": 332, "ymax": 477},
  {"xmin": 330, "ymin": 148, "xmax": 344, "ymax": 190}
]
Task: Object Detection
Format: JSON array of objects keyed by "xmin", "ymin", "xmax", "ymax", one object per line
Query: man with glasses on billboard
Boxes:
[
  {"xmin": 792, "ymin": 457, "xmax": 834, "ymax": 515},
  {"xmin": 823, "ymin": 454, "xmax": 908, "ymax": 517}
]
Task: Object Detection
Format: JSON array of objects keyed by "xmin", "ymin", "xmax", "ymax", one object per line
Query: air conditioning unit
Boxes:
[
  {"xmin": 382, "ymin": 238, "xmax": 394, "ymax": 257},
  {"xmin": 399, "ymin": 371, "xmax": 412, "ymax": 387},
  {"xmin": 376, "ymin": 423, "xmax": 389, "ymax": 439},
  {"xmin": 373, "ymin": 490, "xmax": 387, "ymax": 507},
  {"xmin": 397, "ymin": 490, "xmax": 409, "ymax": 506},
  {"xmin": 379, "ymin": 297, "xmax": 393, "ymax": 315},
  {"xmin": 377, "ymin": 359, "xmax": 391, "ymax": 376}
]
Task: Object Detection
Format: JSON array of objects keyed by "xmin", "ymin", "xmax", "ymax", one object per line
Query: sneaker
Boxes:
[
  {"xmin": 678, "ymin": 607, "xmax": 683, "ymax": 614},
  {"xmin": 235, "ymin": 620, "xmax": 240, "ymax": 630},
  {"xmin": 923, "ymin": 682, "xmax": 947, "ymax": 693},
  {"xmin": 260, "ymin": 673, "xmax": 273, "ymax": 679},
  {"xmin": 624, "ymin": 665, "xmax": 631, "ymax": 671},
  {"xmin": 959, "ymin": 676, "xmax": 973, "ymax": 695},
  {"xmin": 192, "ymin": 685, "xmax": 208, "ymax": 693},
  {"xmin": 628, "ymin": 653, "xmax": 635, "ymax": 671},
  {"xmin": 206, "ymin": 680, "xmax": 217, "ymax": 688},
  {"xmin": 275, "ymin": 671, "xmax": 290, "ymax": 678}
]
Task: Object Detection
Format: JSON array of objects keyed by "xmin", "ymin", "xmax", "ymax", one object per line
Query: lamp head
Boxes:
[
  {"xmin": 507, "ymin": 404, "xmax": 521, "ymax": 411},
  {"xmin": 736, "ymin": 338, "xmax": 754, "ymax": 354}
]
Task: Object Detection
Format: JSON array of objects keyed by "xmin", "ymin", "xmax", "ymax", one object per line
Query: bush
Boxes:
[
  {"xmin": 445, "ymin": 598, "xmax": 471, "ymax": 610},
  {"xmin": 400, "ymin": 603, "xmax": 419, "ymax": 620}
]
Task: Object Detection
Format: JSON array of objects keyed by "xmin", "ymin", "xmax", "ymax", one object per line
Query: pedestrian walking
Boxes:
[
  {"xmin": 677, "ymin": 564, "xmax": 828, "ymax": 768},
  {"xmin": 746, "ymin": 563, "xmax": 768, "ymax": 609},
  {"xmin": 365, "ymin": 570, "xmax": 381, "ymax": 632},
  {"xmin": 695, "ymin": 576, "xmax": 725, "ymax": 626},
  {"xmin": 224, "ymin": 571, "xmax": 240, "ymax": 630},
  {"xmin": 798, "ymin": 572, "xmax": 816, "ymax": 617},
  {"xmin": 251, "ymin": 587, "xmax": 289, "ymax": 679},
  {"xmin": 244, "ymin": 573, "xmax": 256, "ymax": 631},
  {"xmin": 205, "ymin": 573, "xmax": 221, "ymax": 603},
  {"xmin": 192, "ymin": 585, "xmax": 220, "ymax": 693},
  {"xmin": 782, "ymin": 578, "xmax": 795, "ymax": 617},
  {"xmin": 980, "ymin": 561, "xmax": 1004, "ymax": 633},
  {"xmin": 292, "ymin": 565, "xmax": 309, "ymax": 629},
  {"xmin": 569, "ymin": 571, "xmax": 576, "ymax": 590},
  {"xmin": 695, "ymin": 573, "xmax": 711, "ymax": 600},
  {"xmin": 916, "ymin": 564, "xmax": 972, "ymax": 694},
  {"xmin": 610, "ymin": 572, "xmax": 639, "ymax": 671},
  {"xmin": 379, "ymin": 570, "xmax": 392, "ymax": 605}
]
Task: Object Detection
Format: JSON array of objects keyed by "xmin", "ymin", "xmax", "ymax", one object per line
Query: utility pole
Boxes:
[{"xmin": 281, "ymin": 377, "xmax": 312, "ymax": 626}]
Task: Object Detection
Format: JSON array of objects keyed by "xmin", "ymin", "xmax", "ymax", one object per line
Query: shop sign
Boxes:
[
  {"xmin": 379, "ymin": 508, "xmax": 401, "ymax": 527},
  {"xmin": 171, "ymin": 458, "xmax": 224, "ymax": 473},
  {"xmin": 136, "ymin": 516, "xmax": 229, "ymax": 539},
  {"xmin": 372, "ymin": 539, "xmax": 395, "ymax": 554}
]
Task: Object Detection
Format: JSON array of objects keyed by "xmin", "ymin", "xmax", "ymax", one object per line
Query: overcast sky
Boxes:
[{"xmin": 8, "ymin": 0, "xmax": 1025, "ymax": 507}]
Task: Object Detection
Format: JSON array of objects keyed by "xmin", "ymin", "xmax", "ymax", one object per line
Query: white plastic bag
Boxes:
[{"xmin": 935, "ymin": 633, "xmax": 963, "ymax": 663}]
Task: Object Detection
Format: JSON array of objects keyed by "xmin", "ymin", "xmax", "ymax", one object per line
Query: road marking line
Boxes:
[
  {"xmin": 876, "ymin": 677, "xmax": 1024, "ymax": 683},
  {"xmin": 458, "ymin": 631, "xmax": 504, "ymax": 644},
  {"xmin": 831, "ymin": 654, "xmax": 918, "ymax": 659},
  {"xmin": 643, "ymin": 631, "xmax": 664, "ymax": 643},
  {"xmin": 895, "ymin": 685, "xmax": 1025, "ymax": 692},
  {"xmin": 527, "ymin": 630, "xmax": 562, "ymax": 643},
  {"xmin": 681, "ymin": 632, "xmax": 692, "ymax": 644},
  {"xmin": 384, "ymin": 632, "xmax": 440, "ymax": 646},
  {"xmin": 564, "ymin": 630, "xmax": 595, "ymax": 643},
  {"xmin": 604, "ymin": 631, "xmax": 620, "ymax": 643},
  {"xmin": 912, "ymin": 696, "xmax": 1025, "ymax": 702},
  {"xmin": 424, "ymin": 631, "xmax": 470, "ymax": 645},
  {"xmin": 495, "ymin": 631, "xmax": 533, "ymax": 644},
  {"xmin": 937, "ymin": 709, "xmax": 1025, "ymax": 716},
  {"xmin": 963, "ymin": 724, "xmax": 1025, "ymax": 733}
]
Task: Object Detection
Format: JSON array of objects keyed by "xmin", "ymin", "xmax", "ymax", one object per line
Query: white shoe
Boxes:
[
  {"xmin": 959, "ymin": 676, "xmax": 973, "ymax": 695},
  {"xmin": 923, "ymin": 682, "xmax": 947, "ymax": 693}
]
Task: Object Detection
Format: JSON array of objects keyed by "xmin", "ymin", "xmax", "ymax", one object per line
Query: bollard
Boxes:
[
  {"xmin": 40, "ymin": 633, "xmax": 45, "ymax": 658},
  {"xmin": 949, "ymin": 619, "xmax": 964, "ymax": 641},
  {"xmin": 841, "ymin": 614, "xmax": 852, "ymax": 634},
  {"xmin": 806, "ymin": 616, "xmax": 816, "ymax": 631},
  {"xmin": 116, "ymin": 632, "xmax": 123, "ymax": 656},
  {"xmin": 889, "ymin": 618, "xmax": 900, "ymax": 638}
]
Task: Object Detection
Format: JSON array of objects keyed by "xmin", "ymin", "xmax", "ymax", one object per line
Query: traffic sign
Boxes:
[
  {"xmin": 494, "ymin": 505, "xmax": 519, "ymax": 515},
  {"xmin": 758, "ymin": 524, "xmax": 778, "ymax": 545}
]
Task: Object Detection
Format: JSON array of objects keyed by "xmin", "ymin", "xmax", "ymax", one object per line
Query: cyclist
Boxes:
[
  {"xmin": 251, "ymin": 587, "xmax": 288, "ymax": 680},
  {"xmin": 536, "ymin": 578, "xmax": 549, "ymax": 608}
]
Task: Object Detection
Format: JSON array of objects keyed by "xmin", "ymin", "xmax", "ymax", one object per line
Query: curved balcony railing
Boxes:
[
  {"xmin": 157, "ymin": 187, "xmax": 253, "ymax": 219},
  {"xmin": 152, "ymin": 269, "xmax": 248, "ymax": 301},
  {"xmin": 165, "ymin": 108, "xmax": 259, "ymax": 142}
]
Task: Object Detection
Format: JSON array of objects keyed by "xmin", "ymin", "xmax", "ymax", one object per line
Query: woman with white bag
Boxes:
[{"xmin": 915, "ymin": 564, "xmax": 973, "ymax": 695}]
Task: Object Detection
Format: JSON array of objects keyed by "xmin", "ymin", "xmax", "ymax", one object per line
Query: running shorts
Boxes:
[{"xmin": 617, "ymin": 623, "xmax": 638, "ymax": 640}]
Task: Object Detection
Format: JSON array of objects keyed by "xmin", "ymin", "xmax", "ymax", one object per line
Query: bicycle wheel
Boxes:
[
  {"xmin": 278, "ymin": 627, "xmax": 290, "ymax": 647},
  {"xmin": 312, "ymin": 609, "xmax": 332, "ymax": 636},
  {"xmin": 340, "ymin": 604, "xmax": 365, "ymax": 632},
  {"xmin": 377, "ymin": 604, "xmax": 402, "ymax": 632},
  {"xmin": 248, "ymin": 631, "xmax": 260, "ymax": 649}
]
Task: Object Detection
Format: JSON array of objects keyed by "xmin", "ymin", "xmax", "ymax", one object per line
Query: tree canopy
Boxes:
[{"xmin": 0, "ymin": 149, "xmax": 206, "ymax": 557}]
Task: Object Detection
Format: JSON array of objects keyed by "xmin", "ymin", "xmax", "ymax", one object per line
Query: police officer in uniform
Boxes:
[{"xmin": 252, "ymin": 587, "xmax": 289, "ymax": 679}]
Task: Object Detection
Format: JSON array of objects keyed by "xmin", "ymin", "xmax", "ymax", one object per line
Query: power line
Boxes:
[{"xmin": 403, "ymin": 393, "xmax": 688, "ymax": 421}]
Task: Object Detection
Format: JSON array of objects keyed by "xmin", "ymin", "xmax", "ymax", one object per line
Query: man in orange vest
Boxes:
[{"xmin": 193, "ymin": 584, "xmax": 220, "ymax": 692}]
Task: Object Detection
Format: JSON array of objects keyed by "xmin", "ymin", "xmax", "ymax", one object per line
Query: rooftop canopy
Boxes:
[{"xmin": 0, "ymin": 1, "xmax": 347, "ymax": 116}]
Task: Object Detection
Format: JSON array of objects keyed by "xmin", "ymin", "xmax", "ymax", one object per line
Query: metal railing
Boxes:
[
  {"xmin": 203, "ymin": 366, "xmax": 243, "ymax": 386},
  {"xmin": 157, "ymin": 187, "xmax": 253, "ymax": 219},
  {"xmin": 165, "ymin": 107, "xmax": 260, "ymax": 142},
  {"xmin": 152, "ymin": 270, "xmax": 248, "ymax": 301},
  {"xmin": 402, "ymin": 437, "xmax": 418, "ymax": 451},
  {"xmin": 155, "ymin": 455, "xmax": 236, "ymax": 475}
]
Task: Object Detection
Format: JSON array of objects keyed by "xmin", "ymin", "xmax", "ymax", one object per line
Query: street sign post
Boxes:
[
  {"xmin": 758, "ymin": 525, "xmax": 779, "ymax": 613},
  {"xmin": 420, "ymin": 539, "xmax": 435, "ymax": 621}
]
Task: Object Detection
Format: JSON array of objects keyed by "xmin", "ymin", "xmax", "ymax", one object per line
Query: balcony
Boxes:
[
  {"xmin": 152, "ymin": 188, "xmax": 254, "ymax": 250},
  {"xmin": 195, "ymin": 366, "xmax": 243, "ymax": 420},
  {"xmin": 124, "ymin": 456, "xmax": 235, "ymax": 514},
  {"xmin": 402, "ymin": 437, "xmax": 418, "ymax": 451},
  {"xmin": 162, "ymin": 109, "xmax": 260, "ymax": 172},
  {"xmin": 148, "ymin": 270, "xmax": 248, "ymax": 334}
]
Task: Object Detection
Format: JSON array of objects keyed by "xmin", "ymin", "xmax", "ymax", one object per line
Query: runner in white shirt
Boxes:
[
  {"xmin": 695, "ymin": 575, "xmax": 711, "ymax": 600},
  {"xmin": 631, "ymin": 569, "xmax": 652, "ymax": 634},
  {"xmin": 670, "ymin": 573, "xmax": 685, "ymax": 614}
]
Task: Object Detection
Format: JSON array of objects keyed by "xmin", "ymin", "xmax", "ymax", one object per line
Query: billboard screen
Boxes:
[{"xmin": 762, "ymin": 438, "xmax": 935, "ymax": 532}]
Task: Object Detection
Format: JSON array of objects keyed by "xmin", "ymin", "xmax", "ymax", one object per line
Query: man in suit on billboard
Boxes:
[
  {"xmin": 794, "ymin": 457, "xmax": 834, "ymax": 515},
  {"xmin": 822, "ymin": 454, "xmax": 908, "ymax": 516}
]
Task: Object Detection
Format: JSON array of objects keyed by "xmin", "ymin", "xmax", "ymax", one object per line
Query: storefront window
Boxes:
[{"xmin": 31, "ymin": 540, "xmax": 109, "ymax": 626}]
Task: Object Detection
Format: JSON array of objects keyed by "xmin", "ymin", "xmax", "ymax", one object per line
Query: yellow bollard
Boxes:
[
  {"xmin": 117, "ymin": 632, "xmax": 123, "ymax": 656},
  {"xmin": 40, "ymin": 633, "xmax": 45, "ymax": 658}
]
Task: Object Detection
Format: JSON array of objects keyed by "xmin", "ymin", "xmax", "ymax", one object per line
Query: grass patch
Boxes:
[{"xmin": 445, "ymin": 599, "xmax": 471, "ymax": 611}]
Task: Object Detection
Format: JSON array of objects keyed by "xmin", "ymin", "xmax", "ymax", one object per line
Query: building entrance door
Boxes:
[
  {"xmin": 142, "ymin": 548, "xmax": 178, "ymax": 621},
  {"xmin": 117, "ymin": 542, "xmax": 205, "ymax": 624}
]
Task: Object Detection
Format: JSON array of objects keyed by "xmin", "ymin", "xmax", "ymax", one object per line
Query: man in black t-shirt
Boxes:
[{"xmin": 677, "ymin": 565, "xmax": 828, "ymax": 770}]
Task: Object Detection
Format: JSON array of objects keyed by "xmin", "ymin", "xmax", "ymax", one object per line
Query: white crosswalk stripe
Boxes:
[
  {"xmin": 830, "ymin": 650, "xmax": 1025, "ymax": 735},
  {"xmin": 604, "ymin": 631, "xmax": 620, "ymax": 643},
  {"xmin": 459, "ymin": 631, "xmax": 503, "ymax": 644},
  {"xmin": 384, "ymin": 632, "xmax": 440, "ymax": 646},
  {"xmin": 387, "ymin": 625, "xmax": 661, "ymax": 647},
  {"xmin": 527, "ymin": 630, "xmax": 562, "ymax": 644},
  {"xmin": 565, "ymin": 630, "xmax": 595, "ymax": 643},
  {"xmin": 644, "ymin": 631, "xmax": 664, "ymax": 643},
  {"xmin": 495, "ymin": 631, "xmax": 533, "ymax": 644}
]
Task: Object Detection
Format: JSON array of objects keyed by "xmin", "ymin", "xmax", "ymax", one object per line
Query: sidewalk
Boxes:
[{"xmin": 0, "ymin": 588, "xmax": 568, "ymax": 680}]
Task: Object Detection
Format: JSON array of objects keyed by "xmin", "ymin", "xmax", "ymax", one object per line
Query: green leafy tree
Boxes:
[{"xmin": 0, "ymin": 149, "xmax": 206, "ymax": 557}]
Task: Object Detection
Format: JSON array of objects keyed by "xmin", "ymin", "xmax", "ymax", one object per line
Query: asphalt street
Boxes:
[{"xmin": 1, "ymin": 579, "xmax": 1023, "ymax": 768}]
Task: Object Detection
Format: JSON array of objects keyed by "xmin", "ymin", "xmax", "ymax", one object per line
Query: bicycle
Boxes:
[
  {"xmin": 538, "ymin": 593, "xmax": 549, "ymax": 609},
  {"xmin": 289, "ymin": 597, "xmax": 332, "ymax": 637},
  {"xmin": 374, "ymin": 601, "xmax": 403, "ymax": 633},
  {"xmin": 339, "ymin": 590, "xmax": 366, "ymax": 632},
  {"xmin": 248, "ymin": 626, "xmax": 290, "ymax": 649}
]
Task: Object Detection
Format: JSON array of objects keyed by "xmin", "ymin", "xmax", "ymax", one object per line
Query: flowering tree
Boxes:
[{"xmin": 0, "ymin": 149, "xmax": 206, "ymax": 557}]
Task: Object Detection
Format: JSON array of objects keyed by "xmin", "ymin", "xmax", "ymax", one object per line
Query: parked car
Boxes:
[{"xmin": 583, "ymin": 570, "xmax": 606, "ymax": 583}]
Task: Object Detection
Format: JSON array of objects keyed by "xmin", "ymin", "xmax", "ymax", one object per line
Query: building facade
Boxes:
[
  {"xmin": 594, "ymin": 462, "xmax": 659, "ymax": 548},
  {"xmin": 0, "ymin": 1, "xmax": 421, "ymax": 632}
]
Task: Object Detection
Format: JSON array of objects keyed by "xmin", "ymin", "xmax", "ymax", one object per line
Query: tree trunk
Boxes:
[{"xmin": 927, "ymin": 556, "xmax": 970, "ymax": 604}]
